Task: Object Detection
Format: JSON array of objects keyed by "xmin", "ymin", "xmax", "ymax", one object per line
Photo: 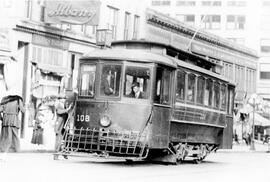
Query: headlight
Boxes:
[{"xmin": 100, "ymin": 115, "xmax": 111, "ymax": 127}]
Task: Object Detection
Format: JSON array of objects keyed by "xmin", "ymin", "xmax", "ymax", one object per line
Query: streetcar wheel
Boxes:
[{"xmin": 193, "ymin": 158, "xmax": 202, "ymax": 164}]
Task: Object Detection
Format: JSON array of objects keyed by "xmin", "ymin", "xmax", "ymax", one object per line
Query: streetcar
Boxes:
[{"xmin": 54, "ymin": 40, "xmax": 235, "ymax": 164}]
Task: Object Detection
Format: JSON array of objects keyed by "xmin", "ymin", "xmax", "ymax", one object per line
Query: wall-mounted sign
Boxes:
[
  {"xmin": 45, "ymin": 0, "xmax": 101, "ymax": 25},
  {"xmin": 32, "ymin": 34, "xmax": 69, "ymax": 50}
]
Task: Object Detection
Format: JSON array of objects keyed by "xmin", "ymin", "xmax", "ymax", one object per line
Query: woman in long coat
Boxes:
[{"xmin": 0, "ymin": 94, "xmax": 25, "ymax": 152}]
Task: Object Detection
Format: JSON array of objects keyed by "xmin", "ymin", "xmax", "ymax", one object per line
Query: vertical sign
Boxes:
[{"xmin": 45, "ymin": 0, "xmax": 101, "ymax": 25}]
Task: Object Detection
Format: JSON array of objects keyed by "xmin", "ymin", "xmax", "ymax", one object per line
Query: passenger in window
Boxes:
[
  {"xmin": 129, "ymin": 82, "xmax": 145, "ymax": 99},
  {"xmin": 101, "ymin": 70, "xmax": 114, "ymax": 96}
]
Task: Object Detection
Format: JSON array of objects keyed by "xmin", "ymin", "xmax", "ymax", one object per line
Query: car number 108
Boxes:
[{"xmin": 77, "ymin": 114, "xmax": 90, "ymax": 122}]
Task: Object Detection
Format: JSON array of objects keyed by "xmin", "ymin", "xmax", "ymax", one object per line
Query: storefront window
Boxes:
[
  {"xmin": 124, "ymin": 66, "xmax": 150, "ymax": 99},
  {"xmin": 79, "ymin": 64, "xmax": 96, "ymax": 97},
  {"xmin": 100, "ymin": 64, "xmax": 121, "ymax": 97}
]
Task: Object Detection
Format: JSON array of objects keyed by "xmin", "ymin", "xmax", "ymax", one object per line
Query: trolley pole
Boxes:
[{"xmin": 250, "ymin": 98, "xmax": 256, "ymax": 151}]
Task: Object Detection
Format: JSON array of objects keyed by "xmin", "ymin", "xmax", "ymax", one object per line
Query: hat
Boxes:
[
  {"xmin": 65, "ymin": 91, "xmax": 77, "ymax": 101},
  {"xmin": 131, "ymin": 82, "xmax": 140, "ymax": 88}
]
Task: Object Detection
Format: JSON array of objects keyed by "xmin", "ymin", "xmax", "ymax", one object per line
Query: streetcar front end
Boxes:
[{"xmin": 58, "ymin": 50, "xmax": 157, "ymax": 160}]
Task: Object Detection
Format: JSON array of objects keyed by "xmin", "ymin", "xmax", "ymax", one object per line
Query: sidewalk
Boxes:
[
  {"xmin": 19, "ymin": 138, "xmax": 270, "ymax": 153},
  {"xmin": 20, "ymin": 138, "xmax": 54, "ymax": 153},
  {"xmin": 218, "ymin": 140, "xmax": 270, "ymax": 153}
]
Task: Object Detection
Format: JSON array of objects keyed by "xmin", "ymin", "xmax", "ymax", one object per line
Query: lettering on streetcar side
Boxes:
[{"xmin": 77, "ymin": 114, "xmax": 90, "ymax": 122}]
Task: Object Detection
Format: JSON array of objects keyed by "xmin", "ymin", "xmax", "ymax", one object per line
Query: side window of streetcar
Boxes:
[
  {"xmin": 204, "ymin": 79, "xmax": 213, "ymax": 106},
  {"xmin": 124, "ymin": 66, "xmax": 150, "ymax": 99},
  {"xmin": 197, "ymin": 76, "xmax": 205, "ymax": 105},
  {"xmin": 154, "ymin": 67, "xmax": 172, "ymax": 105},
  {"xmin": 176, "ymin": 70, "xmax": 186, "ymax": 101},
  {"xmin": 100, "ymin": 64, "xmax": 122, "ymax": 97},
  {"xmin": 187, "ymin": 73, "xmax": 196, "ymax": 103},
  {"xmin": 220, "ymin": 84, "xmax": 227, "ymax": 110},
  {"xmin": 228, "ymin": 86, "xmax": 235, "ymax": 115},
  {"xmin": 79, "ymin": 64, "xmax": 96, "ymax": 97},
  {"xmin": 213, "ymin": 82, "xmax": 220, "ymax": 109}
]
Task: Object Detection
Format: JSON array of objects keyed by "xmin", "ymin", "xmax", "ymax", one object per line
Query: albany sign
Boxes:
[{"xmin": 45, "ymin": 0, "xmax": 101, "ymax": 25}]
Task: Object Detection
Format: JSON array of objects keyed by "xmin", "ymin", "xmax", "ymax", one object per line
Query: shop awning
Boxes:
[
  {"xmin": 249, "ymin": 113, "xmax": 270, "ymax": 127},
  {"xmin": 37, "ymin": 63, "xmax": 70, "ymax": 76}
]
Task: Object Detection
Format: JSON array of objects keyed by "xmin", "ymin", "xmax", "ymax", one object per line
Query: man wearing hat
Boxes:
[
  {"xmin": 0, "ymin": 89, "xmax": 25, "ymax": 159},
  {"xmin": 129, "ymin": 82, "xmax": 145, "ymax": 99}
]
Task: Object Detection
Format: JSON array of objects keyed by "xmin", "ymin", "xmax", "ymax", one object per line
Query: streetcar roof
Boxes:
[
  {"xmin": 81, "ymin": 48, "xmax": 177, "ymax": 68},
  {"xmin": 174, "ymin": 58, "xmax": 230, "ymax": 83},
  {"xmin": 82, "ymin": 47, "xmax": 232, "ymax": 84}
]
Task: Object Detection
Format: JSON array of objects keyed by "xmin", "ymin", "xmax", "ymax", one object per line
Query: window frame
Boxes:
[
  {"xmin": 123, "ymin": 64, "xmax": 152, "ymax": 100},
  {"xmin": 78, "ymin": 62, "xmax": 97, "ymax": 98},
  {"xmin": 186, "ymin": 72, "xmax": 196, "ymax": 104},
  {"xmin": 176, "ymin": 69, "xmax": 186, "ymax": 102},
  {"xmin": 98, "ymin": 62, "xmax": 123, "ymax": 99},
  {"xmin": 154, "ymin": 65, "xmax": 173, "ymax": 106},
  {"xmin": 196, "ymin": 75, "xmax": 205, "ymax": 106}
]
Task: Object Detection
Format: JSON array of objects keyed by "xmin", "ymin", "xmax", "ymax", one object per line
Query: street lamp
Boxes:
[{"xmin": 248, "ymin": 93, "xmax": 263, "ymax": 151}]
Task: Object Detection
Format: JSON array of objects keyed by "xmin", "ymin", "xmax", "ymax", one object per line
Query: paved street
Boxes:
[{"xmin": 1, "ymin": 149, "xmax": 269, "ymax": 182}]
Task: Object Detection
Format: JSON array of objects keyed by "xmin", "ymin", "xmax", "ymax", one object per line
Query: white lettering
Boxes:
[{"xmin": 48, "ymin": 3, "xmax": 94, "ymax": 18}]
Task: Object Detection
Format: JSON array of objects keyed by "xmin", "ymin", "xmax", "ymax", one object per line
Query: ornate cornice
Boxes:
[
  {"xmin": 146, "ymin": 9, "xmax": 258, "ymax": 59},
  {"xmin": 13, "ymin": 20, "xmax": 96, "ymax": 47}
]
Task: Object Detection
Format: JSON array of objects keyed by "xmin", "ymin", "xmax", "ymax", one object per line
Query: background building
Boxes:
[
  {"xmin": 147, "ymin": 0, "xmax": 270, "ymax": 101},
  {"xmin": 0, "ymin": 0, "xmax": 147, "ymax": 149},
  {"xmin": 0, "ymin": 0, "xmax": 262, "ymax": 149}
]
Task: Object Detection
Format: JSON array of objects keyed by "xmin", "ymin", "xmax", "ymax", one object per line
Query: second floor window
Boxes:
[
  {"xmin": 201, "ymin": 15, "xmax": 221, "ymax": 29},
  {"xmin": 176, "ymin": 14, "xmax": 195, "ymax": 26},
  {"xmin": 107, "ymin": 6, "xmax": 118, "ymax": 40},
  {"xmin": 176, "ymin": 1, "xmax": 196, "ymax": 6},
  {"xmin": 261, "ymin": 39, "xmax": 270, "ymax": 53},
  {"xmin": 133, "ymin": 15, "xmax": 140, "ymax": 39},
  {"xmin": 124, "ymin": 12, "xmax": 131, "ymax": 40},
  {"xmin": 226, "ymin": 15, "xmax": 245, "ymax": 30}
]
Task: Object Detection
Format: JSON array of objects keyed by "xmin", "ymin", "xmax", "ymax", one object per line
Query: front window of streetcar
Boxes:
[
  {"xmin": 100, "ymin": 64, "xmax": 122, "ymax": 97},
  {"xmin": 124, "ymin": 66, "xmax": 150, "ymax": 99},
  {"xmin": 79, "ymin": 64, "xmax": 96, "ymax": 97}
]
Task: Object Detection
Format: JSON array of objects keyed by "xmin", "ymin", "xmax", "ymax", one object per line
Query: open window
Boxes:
[
  {"xmin": 123, "ymin": 66, "xmax": 150, "ymax": 99},
  {"xmin": 154, "ymin": 66, "xmax": 172, "ymax": 105}
]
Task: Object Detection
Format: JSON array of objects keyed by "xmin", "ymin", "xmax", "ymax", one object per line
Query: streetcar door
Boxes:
[{"xmin": 149, "ymin": 65, "xmax": 174, "ymax": 148}]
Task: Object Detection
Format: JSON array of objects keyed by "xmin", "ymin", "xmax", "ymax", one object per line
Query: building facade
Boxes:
[
  {"xmin": 148, "ymin": 0, "xmax": 269, "ymax": 102},
  {"xmin": 0, "ymin": 0, "xmax": 259, "ymax": 149},
  {"xmin": 0, "ymin": 0, "xmax": 146, "ymax": 150}
]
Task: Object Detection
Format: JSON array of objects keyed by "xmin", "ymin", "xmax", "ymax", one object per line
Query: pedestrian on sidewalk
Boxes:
[
  {"xmin": 0, "ymin": 89, "xmax": 25, "ymax": 160},
  {"xmin": 54, "ymin": 94, "xmax": 73, "ymax": 152}
]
